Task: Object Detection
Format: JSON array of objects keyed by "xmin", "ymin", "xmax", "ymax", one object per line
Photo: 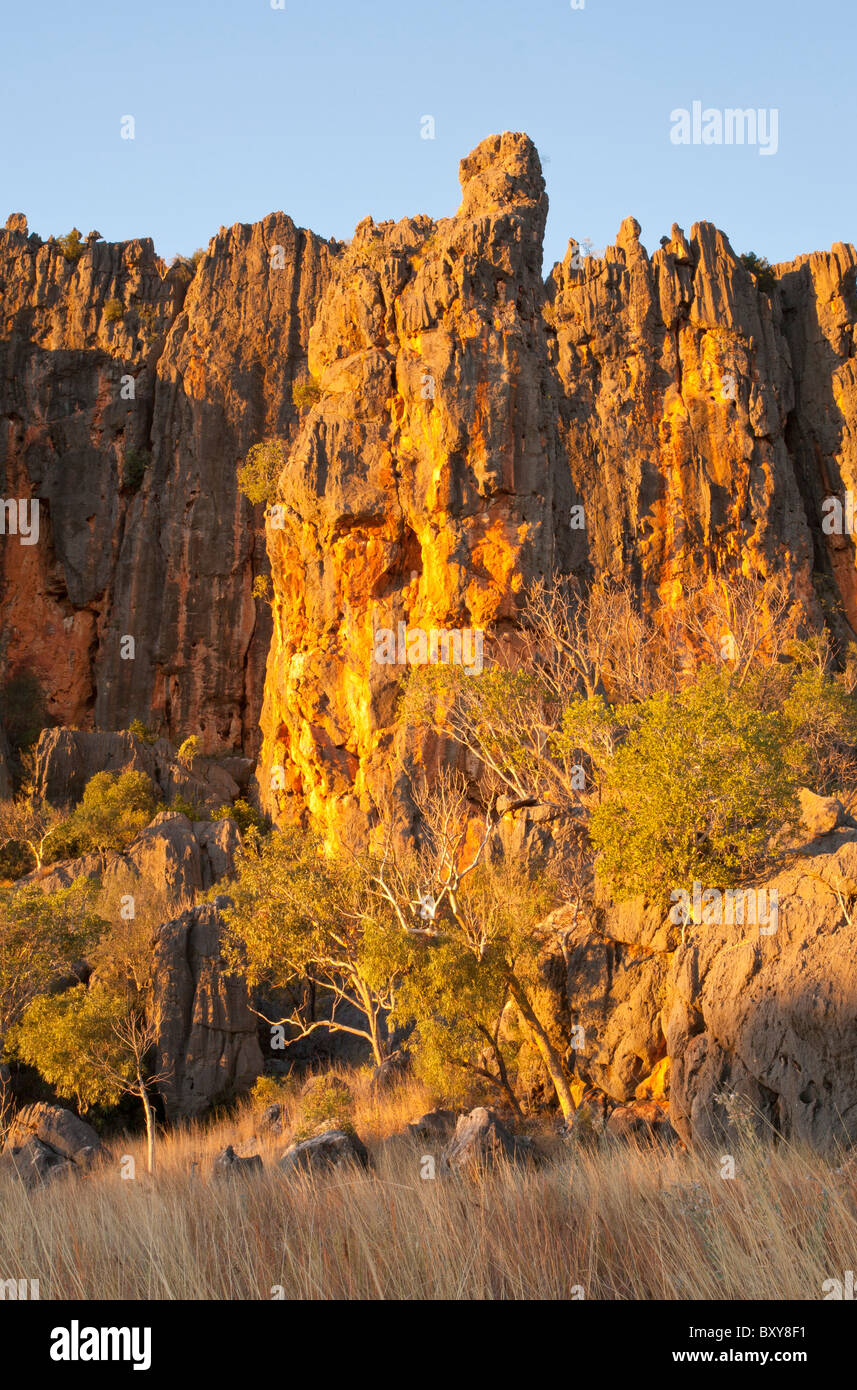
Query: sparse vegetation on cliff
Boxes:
[
  {"xmin": 740, "ymin": 251, "xmax": 778, "ymax": 292},
  {"xmin": 291, "ymin": 376, "xmax": 322, "ymax": 411},
  {"xmin": 237, "ymin": 438, "xmax": 287, "ymax": 507},
  {"xmin": 57, "ymin": 228, "xmax": 86, "ymax": 263},
  {"xmin": 121, "ymin": 447, "xmax": 151, "ymax": 493}
]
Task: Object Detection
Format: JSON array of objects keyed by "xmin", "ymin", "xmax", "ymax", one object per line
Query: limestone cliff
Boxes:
[
  {"xmin": 1, "ymin": 134, "xmax": 855, "ymax": 829},
  {"xmin": 259, "ymin": 134, "xmax": 857, "ymax": 838},
  {"xmin": 0, "ymin": 211, "xmax": 338, "ymax": 755}
]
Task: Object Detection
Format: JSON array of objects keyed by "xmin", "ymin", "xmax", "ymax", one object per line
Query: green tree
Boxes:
[
  {"xmin": 127, "ymin": 718, "xmax": 157, "ymax": 745},
  {"xmin": 0, "ymin": 878, "xmax": 102, "ymax": 1053},
  {"xmin": 291, "ymin": 376, "xmax": 322, "ymax": 411},
  {"xmin": 58, "ymin": 228, "xmax": 85, "ymax": 263},
  {"xmin": 176, "ymin": 735, "xmax": 201, "ymax": 770},
  {"xmin": 237, "ymin": 439, "xmax": 287, "ymax": 508},
  {"xmin": 211, "ymin": 798, "xmax": 267, "ymax": 837},
  {"xmin": 373, "ymin": 773, "xmax": 570, "ymax": 1116},
  {"xmin": 223, "ymin": 828, "xmax": 408, "ymax": 1066},
  {"xmin": 740, "ymin": 251, "xmax": 777, "ymax": 293},
  {"xmin": 587, "ymin": 669, "xmax": 801, "ymax": 900},
  {"xmin": 9, "ymin": 983, "xmax": 164, "ymax": 1174},
  {"xmin": 57, "ymin": 770, "xmax": 160, "ymax": 860}
]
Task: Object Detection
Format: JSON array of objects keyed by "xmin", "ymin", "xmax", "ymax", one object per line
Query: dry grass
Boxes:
[{"xmin": 2, "ymin": 1069, "xmax": 855, "ymax": 1300}]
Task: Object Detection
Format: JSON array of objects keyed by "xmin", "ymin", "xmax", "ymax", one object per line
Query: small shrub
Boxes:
[
  {"xmin": 211, "ymin": 799, "xmax": 267, "ymax": 837},
  {"xmin": 250, "ymin": 1073, "xmax": 298, "ymax": 1108},
  {"xmin": 58, "ymin": 228, "xmax": 85, "ymax": 263},
  {"xmin": 104, "ymin": 298, "xmax": 124, "ymax": 324},
  {"xmin": 291, "ymin": 377, "xmax": 322, "ymax": 411},
  {"xmin": 740, "ymin": 252, "xmax": 777, "ymax": 293},
  {"xmin": 294, "ymin": 1074, "xmax": 355, "ymax": 1139},
  {"xmin": 176, "ymin": 735, "xmax": 202, "ymax": 770},
  {"xmin": 137, "ymin": 304, "xmax": 158, "ymax": 337},
  {"xmin": 237, "ymin": 439, "xmax": 287, "ymax": 507},
  {"xmin": 169, "ymin": 793, "xmax": 209, "ymax": 822},
  {"xmin": 122, "ymin": 448, "xmax": 151, "ymax": 493},
  {"xmin": 127, "ymin": 718, "xmax": 157, "ymax": 745},
  {"xmin": 49, "ymin": 771, "xmax": 161, "ymax": 861}
]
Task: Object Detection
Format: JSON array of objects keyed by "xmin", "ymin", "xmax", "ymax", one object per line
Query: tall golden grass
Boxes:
[{"xmin": 1, "ymin": 1069, "xmax": 854, "ymax": 1300}]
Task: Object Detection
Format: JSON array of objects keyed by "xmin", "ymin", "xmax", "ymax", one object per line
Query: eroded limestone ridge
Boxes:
[
  {"xmin": 259, "ymin": 132, "xmax": 857, "ymax": 837},
  {"xmin": 1, "ymin": 133, "xmax": 855, "ymax": 838},
  {"xmin": 0, "ymin": 210, "xmax": 339, "ymax": 753}
]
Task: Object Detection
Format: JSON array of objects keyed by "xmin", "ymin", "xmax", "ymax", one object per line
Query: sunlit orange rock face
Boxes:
[
  {"xmin": 260, "ymin": 134, "xmax": 562, "ymax": 839},
  {"xmin": 260, "ymin": 133, "xmax": 857, "ymax": 839},
  {"xmin": 1, "ymin": 137, "xmax": 855, "ymax": 834}
]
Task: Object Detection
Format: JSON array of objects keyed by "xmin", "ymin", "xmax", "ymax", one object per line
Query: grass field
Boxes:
[{"xmin": 1, "ymin": 1070, "xmax": 854, "ymax": 1301}]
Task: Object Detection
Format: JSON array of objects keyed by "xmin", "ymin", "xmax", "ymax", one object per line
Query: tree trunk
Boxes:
[
  {"xmin": 507, "ymin": 974, "xmax": 576, "ymax": 1120},
  {"xmin": 477, "ymin": 1025, "xmax": 523, "ymax": 1118},
  {"xmin": 139, "ymin": 1078, "xmax": 156, "ymax": 1175}
]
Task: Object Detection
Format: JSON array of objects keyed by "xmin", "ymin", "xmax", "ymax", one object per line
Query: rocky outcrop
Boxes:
[
  {"xmin": 151, "ymin": 898, "xmax": 263, "ymax": 1119},
  {"xmin": 551, "ymin": 807, "xmax": 857, "ymax": 1152},
  {"xmin": 257, "ymin": 134, "xmax": 857, "ymax": 841},
  {"xmin": 211, "ymin": 1145, "xmax": 263, "ymax": 1179},
  {"xmin": 667, "ymin": 830, "xmax": 857, "ymax": 1152},
  {"xmin": 440, "ymin": 1106, "xmax": 534, "ymax": 1173},
  {"xmin": 259, "ymin": 133, "xmax": 560, "ymax": 840},
  {"xmin": 26, "ymin": 810, "xmax": 241, "ymax": 910},
  {"xmin": 29, "ymin": 727, "xmax": 246, "ymax": 812},
  {"xmin": 0, "ymin": 1136, "xmax": 74, "ymax": 1187},
  {"xmin": 0, "ymin": 211, "xmax": 339, "ymax": 753},
  {"xmin": 1, "ymin": 1101, "xmax": 104, "ymax": 1186},
  {"xmin": 606, "ymin": 1101, "xmax": 678, "ymax": 1146},
  {"xmin": 3, "ymin": 136, "xmax": 855, "ymax": 831}
]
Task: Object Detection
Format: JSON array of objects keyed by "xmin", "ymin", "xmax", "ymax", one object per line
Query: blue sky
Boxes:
[{"xmin": 2, "ymin": 0, "xmax": 853, "ymax": 272}]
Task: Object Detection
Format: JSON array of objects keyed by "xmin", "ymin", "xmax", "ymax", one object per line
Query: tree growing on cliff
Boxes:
[
  {"xmin": 223, "ymin": 828, "xmax": 409, "ymax": 1067},
  {"xmin": 579, "ymin": 668, "xmax": 801, "ymax": 900},
  {"xmin": 237, "ymin": 439, "xmax": 287, "ymax": 508},
  {"xmin": 0, "ymin": 793, "xmax": 67, "ymax": 872},
  {"xmin": 53, "ymin": 770, "xmax": 161, "ymax": 861}
]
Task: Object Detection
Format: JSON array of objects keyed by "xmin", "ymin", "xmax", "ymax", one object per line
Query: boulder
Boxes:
[
  {"xmin": 1, "ymin": 1136, "xmax": 74, "ymax": 1188},
  {"xmin": 440, "ymin": 1107, "xmax": 533, "ymax": 1174},
  {"xmin": 606, "ymin": 1101, "xmax": 678, "ymax": 1146},
  {"xmin": 259, "ymin": 1103, "xmax": 287, "ymax": 1136},
  {"xmin": 211, "ymin": 1145, "xmax": 263, "ymax": 1179},
  {"xmin": 405, "ymin": 1108, "xmax": 458, "ymax": 1142},
  {"xmin": 152, "ymin": 898, "xmax": 263, "ymax": 1119},
  {"xmin": 4, "ymin": 1102, "xmax": 103, "ymax": 1167},
  {"xmin": 368, "ymin": 1049, "xmax": 409, "ymax": 1096},
  {"xmin": 278, "ymin": 1129, "xmax": 370, "ymax": 1176},
  {"xmin": 797, "ymin": 787, "xmax": 849, "ymax": 841}
]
